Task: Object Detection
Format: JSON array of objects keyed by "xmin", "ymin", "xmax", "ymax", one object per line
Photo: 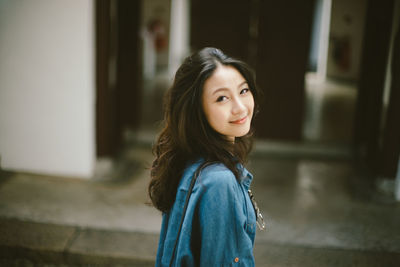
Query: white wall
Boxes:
[{"xmin": 0, "ymin": 0, "xmax": 95, "ymax": 178}]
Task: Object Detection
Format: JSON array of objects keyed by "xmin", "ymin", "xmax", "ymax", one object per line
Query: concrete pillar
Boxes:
[
  {"xmin": 316, "ymin": 0, "xmax": 332, "ymax": 81},
  {"xmin": 168, "ymin": 0, "xmax": 190, "ymax": 77}
]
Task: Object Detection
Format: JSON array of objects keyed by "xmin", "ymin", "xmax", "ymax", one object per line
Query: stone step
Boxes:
[
  {"xmin": 1, "ymin": 217, "xmax": 399, "ymax": 267},
  {"xmin": 0, "ymin": 218, "xmax": 156, "ymax": 266},
  {"xmin": 254, "ymin": 241, "xmax": 400, "ymax": 267}
]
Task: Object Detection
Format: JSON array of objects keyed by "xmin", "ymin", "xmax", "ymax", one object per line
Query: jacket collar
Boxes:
[{"xmin": 238, "ymin": 164, "xmax": 253, "ymax": 189}]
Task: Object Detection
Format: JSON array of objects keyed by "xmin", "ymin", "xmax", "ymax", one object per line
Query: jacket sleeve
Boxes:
[{"xmin": 193, "ymin": 169, "xmax": 255, "ymax": 266}]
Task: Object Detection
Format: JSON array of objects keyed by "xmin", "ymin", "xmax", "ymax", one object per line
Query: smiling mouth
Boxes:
[{"xmin": 230, "ymin": 116, "xmax": 247, "ymax": 124}]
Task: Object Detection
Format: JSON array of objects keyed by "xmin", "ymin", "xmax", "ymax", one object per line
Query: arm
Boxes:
[{"xmin": 193, "ymin": 169, "xmax": 255, "ymax": 266}]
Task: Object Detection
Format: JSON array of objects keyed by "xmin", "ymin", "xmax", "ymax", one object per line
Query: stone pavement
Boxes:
[{"xmin": 0, "ymin": 141, "xmax": 400, "ymax": 266}]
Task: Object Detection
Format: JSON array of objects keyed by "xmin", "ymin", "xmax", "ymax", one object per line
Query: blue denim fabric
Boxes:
[{"xmin": 155, "ymin": 160, "xmax": 256, "ymax": 267}]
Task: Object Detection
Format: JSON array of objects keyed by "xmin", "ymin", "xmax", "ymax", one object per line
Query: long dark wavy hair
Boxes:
[{"xmin": 148, "ymin": 47, "xmax": 261, "ymax": 212}]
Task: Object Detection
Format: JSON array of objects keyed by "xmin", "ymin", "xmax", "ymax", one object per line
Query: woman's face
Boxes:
[{"xmin": 202, "ymin": 64, "xmax": 254, "ymax": 141}]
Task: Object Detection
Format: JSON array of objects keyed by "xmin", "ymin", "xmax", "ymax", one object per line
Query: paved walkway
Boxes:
[{"xmin": 1, "ymin": 142, "xmax": 399, "ymax": 266}]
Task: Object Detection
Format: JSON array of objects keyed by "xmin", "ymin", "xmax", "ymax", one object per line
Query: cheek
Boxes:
[
  {"xmin": 202, "ymin": 102, "xmax": 217, "ymax": 125},
  {"xmin": 204, "ymin": 105, "xmax": 229, "ymax": 131},
  {"xmin": 247, "ymin": 96, "xmax": 255, "ymax": 114},
  {"xmin": 207, "ymin": 106, "xmax": 225, "ymax": 124}
]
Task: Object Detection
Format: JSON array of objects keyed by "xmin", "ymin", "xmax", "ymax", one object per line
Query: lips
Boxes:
[{"xmin": 230, "ymin": 116, "xmax": 247, "ymax": 124}]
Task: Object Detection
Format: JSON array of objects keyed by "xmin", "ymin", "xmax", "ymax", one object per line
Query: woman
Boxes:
[{"xmin": 149, "ymin": 47, "xmax": 264, "ymax": 266}]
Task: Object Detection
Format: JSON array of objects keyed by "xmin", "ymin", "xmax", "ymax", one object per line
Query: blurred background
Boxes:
[{"xmin": 0, "ymin": 0, "xmax": 400, "ymax": 266}]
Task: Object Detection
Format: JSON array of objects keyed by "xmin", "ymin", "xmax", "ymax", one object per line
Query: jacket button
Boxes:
[{"xmin": 234, "ymin": 257, "xmax": 239, "ymax": 263}]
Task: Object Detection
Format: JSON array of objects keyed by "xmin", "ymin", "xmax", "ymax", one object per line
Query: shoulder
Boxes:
[
  {"xmin": 179, "ymin": 161, "xmax": 241, "ymax": 194},
  {"xmin": 195, "ymin": 162, "xmax": 238, "ymax": 191}
]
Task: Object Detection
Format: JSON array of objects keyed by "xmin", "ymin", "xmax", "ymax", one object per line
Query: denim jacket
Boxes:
[{"xmin": 155, "ymin": 160, "xmax": 256, "ymax": 267}]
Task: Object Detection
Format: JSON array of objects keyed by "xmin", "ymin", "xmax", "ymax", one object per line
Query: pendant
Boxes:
[{"xmin": 248, "ymin": 189, "xmax": 266, "ymax": 230}]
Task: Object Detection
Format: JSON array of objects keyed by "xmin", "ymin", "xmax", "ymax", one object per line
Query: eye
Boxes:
[
  {"xmin": 240, "ymin": 88, "xmax": 250, "ymax": 95},
  {"xmin": 216, "ymin": 96, "xmax": 228, "ymax": 102}
]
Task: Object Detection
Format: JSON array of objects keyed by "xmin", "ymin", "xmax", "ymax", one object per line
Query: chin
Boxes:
[{"xmin": 234, "ymin": 128, "xmax": 251, "ymax": 138}]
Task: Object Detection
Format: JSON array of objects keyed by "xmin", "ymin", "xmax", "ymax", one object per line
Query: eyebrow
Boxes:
[{"xmin": 212, "ymin": 81, "xmax": 248, "ymax": 95}]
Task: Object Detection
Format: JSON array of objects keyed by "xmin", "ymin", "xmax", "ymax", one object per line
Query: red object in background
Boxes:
[
  {"xmin": 147, "ymin": 18, "xmax": 167, "ymax": 52},
  {"xmin": 332, "ymin": 35, "xmax": 351, "ymax": 71}
]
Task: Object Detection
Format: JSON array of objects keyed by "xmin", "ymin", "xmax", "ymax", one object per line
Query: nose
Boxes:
[{"xmin": 231, "ymin": 97, "xmax": 246, "ymax": 115}]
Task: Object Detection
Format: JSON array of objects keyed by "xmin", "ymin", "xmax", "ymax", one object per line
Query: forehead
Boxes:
[{"xmin": 203, "ymin": 65, "xmax": 246, "ymax": 94}]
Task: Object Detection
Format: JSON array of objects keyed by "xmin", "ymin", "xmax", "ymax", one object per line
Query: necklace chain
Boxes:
[{"xmin": 248, "ymin": 189, "xmax": 266, "ymax": 230}]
